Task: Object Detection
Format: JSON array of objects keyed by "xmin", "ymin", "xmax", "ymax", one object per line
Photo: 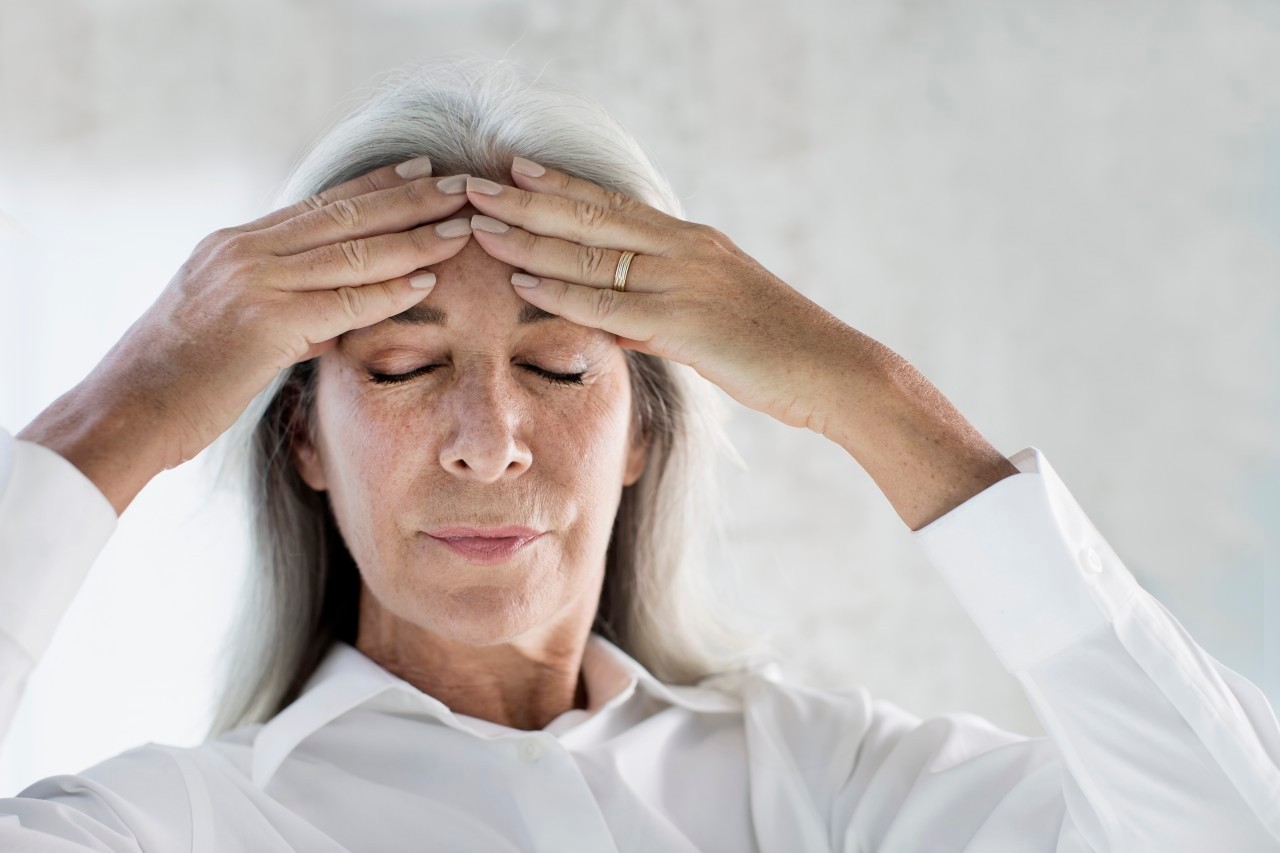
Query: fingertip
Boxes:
[
  {"xmin": 394, "ymin": 155, "xmax": 434, "ymax": 180},
  {"xmin": 512, "ymin": 156, "xmax": 546, "ymax": 178},
  {"xmin": 408, "ymin": 271, "xmax": 437, "ymax": 290}
]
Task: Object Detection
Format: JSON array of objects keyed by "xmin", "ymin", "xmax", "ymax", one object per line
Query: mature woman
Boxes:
[{"xmin": 1, "ymin": 58, "xmax": 1277, "ymax": 852}]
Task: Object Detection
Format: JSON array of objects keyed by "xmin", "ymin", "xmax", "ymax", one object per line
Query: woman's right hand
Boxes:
[{"xmin": 18, "ymin": 158, "xmax": 474, "ymax": 515}]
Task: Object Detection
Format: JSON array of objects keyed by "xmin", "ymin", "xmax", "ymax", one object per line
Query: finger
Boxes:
[
  {"xmin": 505, "ymin": 157, "xmax": 693, "ymax": 233},
  {"xmin": 463, "ymin": 176, "xmax": 679, "ymax": 257},
  {"xmin": 255, "ymin": 174, "xmax": 472, "ymax": 256},
  {"xmin": 293, "ymin": 268, "xmax": 448, "ymax": 348},
  {"xmin": 469, "ymin": 216, "xmax": 660, "ymax": 293},
  {"xmin": 239, "ymin": 156, "xmax": 434, "ymax": 232},
  {"xmin": 507, "ymin": 274, "xmax": 658, "ymax": 344},
  {"xmin": 273, "ymin": 216, "xmax": 474, "ymax": 292},
  {"xmin": 614, "ymin": 336, "xmax": 658, "ymax": 357}
]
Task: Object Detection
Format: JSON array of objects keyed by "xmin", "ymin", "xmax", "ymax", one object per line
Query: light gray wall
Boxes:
[{"xmin": 1, "ymin": 0, "xmax": 1276, "ymax": 795}]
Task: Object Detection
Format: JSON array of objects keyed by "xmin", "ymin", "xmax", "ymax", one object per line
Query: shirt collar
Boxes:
[{"xmin": 250, "ymin": 631, "xmax": 744, "ymax": 789}]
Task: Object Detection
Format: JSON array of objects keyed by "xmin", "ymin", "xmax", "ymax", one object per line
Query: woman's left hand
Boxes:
[{"xmin": 461, "ymin": 158, "xmax": 865, "ymax": 438}]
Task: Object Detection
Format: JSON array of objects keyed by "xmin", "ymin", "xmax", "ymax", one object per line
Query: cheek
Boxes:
[
  {"xmin": 513, "ymin": 370, "xmax": 632, "ymax": 469},
  {"xmin": 568, "ymin": 390, "xmax": 632, "ymax": 458},
  {"xmin": 315, "ymin": 379, "xmax": 415, "ymax": 496}
]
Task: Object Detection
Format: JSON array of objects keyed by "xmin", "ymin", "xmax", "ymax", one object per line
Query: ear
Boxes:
[
  {"xmin": 622, "ymin": 423, "xmax": 650, "ymax": 488},
  {"xmin": 290, "ymin": 414, "xmax": 328, "ymax": 492}
]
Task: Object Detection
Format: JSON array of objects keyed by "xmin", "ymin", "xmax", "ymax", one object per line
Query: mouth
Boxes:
[{"xmin": 425, "ymin": 532, "xmax": 545, "ymax": 565}]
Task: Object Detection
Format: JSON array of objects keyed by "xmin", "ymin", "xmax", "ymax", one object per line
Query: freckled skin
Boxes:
[{"xmin": 292, "ymin": 202, "xmax": 650, "ymax": 731}]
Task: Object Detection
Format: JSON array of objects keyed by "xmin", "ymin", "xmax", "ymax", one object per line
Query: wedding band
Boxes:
[{"xmin": 613, "ymin": 250, "xmax": 636, "ymax": 292}]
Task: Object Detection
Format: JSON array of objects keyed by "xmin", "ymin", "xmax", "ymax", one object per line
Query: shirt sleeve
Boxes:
[
  {"xmin": 877, "ymin": 445, "xmax": 1280, "ymax": 850},
  {"xmin": 0, "ymin": 423, "xmax": 118, "ymax": 739},
  {"xmin": 0, "ymin": 744, "xmax": 196, "ymax": 852},
  {"xmin": 0, "ymin": 424, "xmax": 185, "ymax": 850}
]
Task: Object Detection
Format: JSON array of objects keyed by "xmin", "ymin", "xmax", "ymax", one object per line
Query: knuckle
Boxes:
[
  {"xmin": 400, "ymin": 178, "xmax": 430, "ymax": 207},
  {"xmin": 686, "ymin": 221, "xmax": 732, "ymax": 252},
  {"xmin": 603, "ymin": 188, "xmax": 638, "ymax": 214},
  {"xmin": 514, "ymin": 188, "xmax": 537, "ymax": 212},
  {"xmin": 571, "ymin": 199, "xmax": 609, "ymax": 232},
  {"xmin": 194, "ymin": 227, "xmax": 238, "ymax": 255},
  {"xmin": 578, "ymin": 245, "xmax": 611, "ymax": 281},
  {"xmin": 218, "ymin": 231, "xmax": 259, "ymax": 259},
  {"xmin": 300, "ymin": 192, "xmax": 329, "ymax": 213},
  {"xmin": 332, "ymin": 285, "xmax": 365, "ymax": 322},
  {"xmin": 207, "ymin": 226, "xmax": 242, "ymax": 245},
  {"xmin": 336, "ymin": 238, "xmax": 370, "ymax": 274},
  {"xmin": 589, "ymin": 286, "xmax": 621, "ymax": 326},
  {"xmin": 688, "ymin": 221, "xmax": 721, "ymax": 241},
  {"xmin": 324, "ymin": 197, "xmax": 364, "ymax": 231}
]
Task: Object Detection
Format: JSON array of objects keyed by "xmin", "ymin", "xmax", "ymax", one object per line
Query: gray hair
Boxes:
[{"xmin": 200, "ymin": 56, "xmax": 780, "ymax": 742}]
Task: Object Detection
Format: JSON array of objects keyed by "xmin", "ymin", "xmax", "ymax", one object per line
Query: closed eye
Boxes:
[{"xmin": 367, "ymin": 365, "xmax": 586, "ymax": 387}]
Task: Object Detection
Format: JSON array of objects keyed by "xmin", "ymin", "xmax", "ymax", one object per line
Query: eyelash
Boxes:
[{"xmin": 367, "ymin": 365, "xmax": 586, "ymax": 387}]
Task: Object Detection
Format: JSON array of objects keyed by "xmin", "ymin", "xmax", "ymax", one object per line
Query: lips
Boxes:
[{"xmin": 427, "ymin": 531, "xmax": 545, "ymax": 565}]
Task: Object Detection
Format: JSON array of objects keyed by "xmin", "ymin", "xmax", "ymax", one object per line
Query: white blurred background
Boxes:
[{"xmin": 1, "ymin": 0, "xmax": 1277, "ymax": 796}]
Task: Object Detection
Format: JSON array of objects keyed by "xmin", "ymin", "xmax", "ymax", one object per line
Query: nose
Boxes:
[{"xmin": 437, "ymin": 372, "xmax": 534, "ymax": 483}]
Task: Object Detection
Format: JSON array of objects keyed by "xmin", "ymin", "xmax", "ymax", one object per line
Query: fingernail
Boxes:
[
  {"xmin": 436, "ymin": 174, "xmax": 470, "ymax": 194},
  {"xmin": 395, "ymin": 155, "xmax": 434, "ymax": 180},
  {"xmin": 511, "ymin": 273, "xmax": 540, "ymax": 288},
  {"xmin": 512, "ymin": 156, "xmax": 545, "ymax": 177},
  {"xmin": 409, "ymin": 272, "xmax": 437, "ymax": 290},
  {"xmin": 435, "ymin": 217, "xmax": 472, "ymax": 238},
  {"xmin": 466, "ymin": 176, "xmax": 503, "ymax": 195},
  {"xmin": 471, "ymin": 214, "xmax": 509, "ymax": 234}
]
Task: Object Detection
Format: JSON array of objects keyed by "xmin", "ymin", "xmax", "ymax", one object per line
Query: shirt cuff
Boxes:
[
  {"xmin": 910, "ymin": 446, "xmax": 1142, "ymax": 674},
  {"xmin": 0, "ymin": 424, "xmax": 118, "ymax": 661}
]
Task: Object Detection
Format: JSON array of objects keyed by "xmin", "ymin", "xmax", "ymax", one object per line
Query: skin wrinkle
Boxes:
[{"xmin": 292, "ymin": 201, "xmax": 650, "ymax": 732}]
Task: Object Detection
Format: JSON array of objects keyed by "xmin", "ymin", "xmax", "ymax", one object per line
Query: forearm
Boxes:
[
  {"xmin": 16, "ymin": 365, "xmax": 181, "ymax": 518},
  {"xmin": 819, "ymin": 329, "xmax": 1019, "ymax": 532}
]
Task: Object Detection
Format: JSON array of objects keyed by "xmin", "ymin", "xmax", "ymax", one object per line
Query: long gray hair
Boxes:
[{"xmin": 201, "ymin": 56, "xmax": 779, "ymax": 742}]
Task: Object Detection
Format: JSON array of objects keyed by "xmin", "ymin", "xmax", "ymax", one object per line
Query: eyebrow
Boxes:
[{"xmin": 384, "ymin": 303, "xmax": 559, "ymax": 327}]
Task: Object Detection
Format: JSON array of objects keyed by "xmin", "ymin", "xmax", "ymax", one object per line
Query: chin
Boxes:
[{"xmin": 428, "ymin": 587, "xmax": 549, "ymax": 646}]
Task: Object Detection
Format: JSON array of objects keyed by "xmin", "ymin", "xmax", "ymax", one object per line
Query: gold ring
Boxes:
[{"xmin": 613, "ymin": 250, "xmax": 636, "ymax": 292}]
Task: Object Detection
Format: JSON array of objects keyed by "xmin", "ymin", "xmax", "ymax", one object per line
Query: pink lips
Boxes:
[{"xmin": 425, "ymin": 528, "xmax": 545, "ymax": 565}]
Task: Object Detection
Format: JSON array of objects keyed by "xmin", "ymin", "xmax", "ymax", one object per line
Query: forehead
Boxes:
[
  {"xmin": 382, "ymin": 302, "xmax": 558, "ymax": 328},
  {"xmin": 343, "ymin": 216, "xmax": 603, "ymax": 340}
]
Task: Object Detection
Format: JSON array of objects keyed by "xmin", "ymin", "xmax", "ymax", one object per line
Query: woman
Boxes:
[{"xmin": 2, "ymin": 58, "xmax": 1278, "ymax": 852}]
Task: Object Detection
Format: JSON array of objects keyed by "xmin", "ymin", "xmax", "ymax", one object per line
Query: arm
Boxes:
[
  {"xmin": 819, "ymin": 357, "xmax": 1280, "ymax": 849},
  {"xmin": 817, "ymin": 329, "xmax": 1021, "ymax": 532},
  {"xmin": 15, "ymin": 360, "xmax": 187, "ymax": 519}
]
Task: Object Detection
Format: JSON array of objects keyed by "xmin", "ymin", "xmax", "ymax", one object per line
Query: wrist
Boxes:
[
  {"xmin": 17, "ymin": 369, "xmax": 183, "ymax": 517},
  {"xmin": 819, "ymin": 336, "xmax": 1018, "ymax": 531}
]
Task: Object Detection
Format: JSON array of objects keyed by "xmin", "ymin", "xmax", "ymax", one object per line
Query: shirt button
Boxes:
[
  {"xmin": 518, "ymin": 736, "xmax": 544, "ymax": 764},
  {"xmin": 1081, "ymin": 546, "xmax": 1103, "ymax": 574}
]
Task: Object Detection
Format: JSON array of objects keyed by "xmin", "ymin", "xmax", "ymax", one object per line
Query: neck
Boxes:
[{"xmin": 354, "ymin": 587, "xmax": 592, "ymax": 731}]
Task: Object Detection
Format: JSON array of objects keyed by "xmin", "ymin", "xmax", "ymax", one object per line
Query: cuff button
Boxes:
[{"xmin": 1081, "ymin": 546, "xmax": 1104, "ymax": 574}]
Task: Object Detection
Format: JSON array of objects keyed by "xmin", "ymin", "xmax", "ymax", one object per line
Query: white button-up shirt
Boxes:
[{"xmin": 1, "ymin": 423, "xmax": 1278, "ymax": 851}]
